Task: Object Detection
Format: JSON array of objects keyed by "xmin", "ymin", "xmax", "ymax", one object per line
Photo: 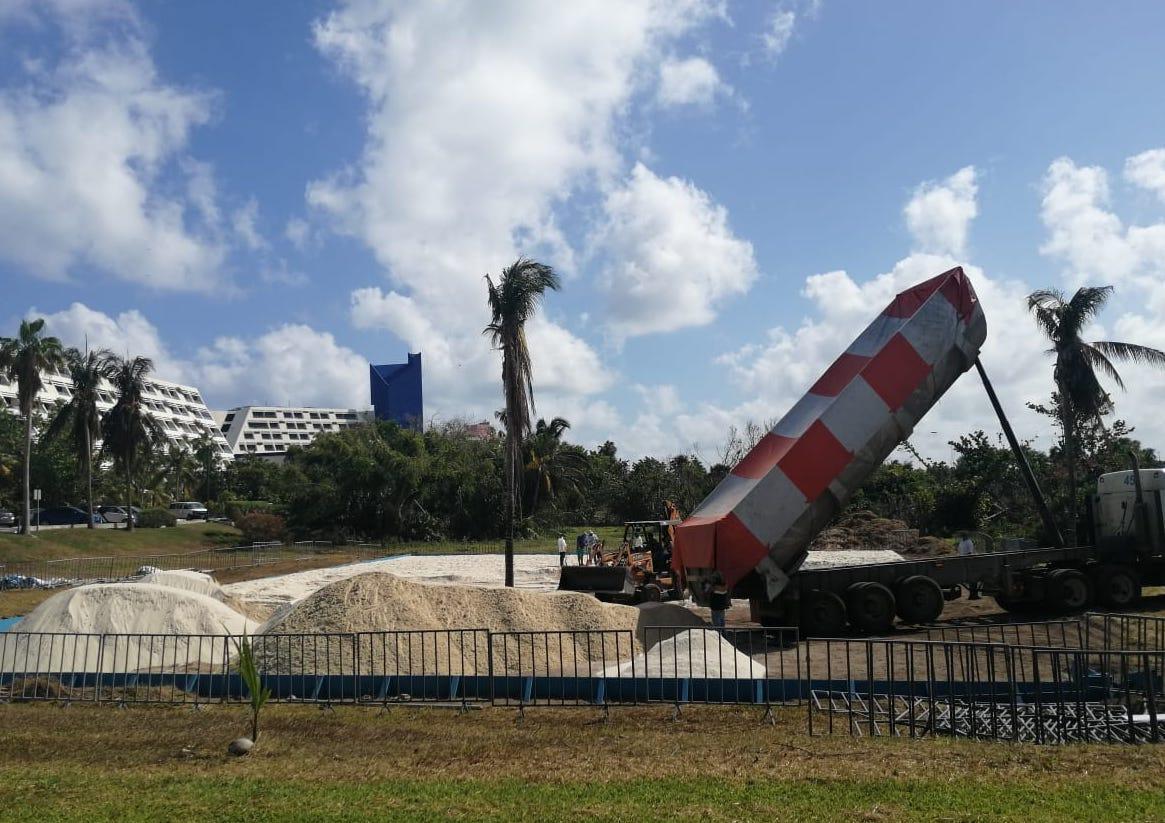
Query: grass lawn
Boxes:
[
  {"xmin": 0, "ymin": 703, "xmax": 1161, "ymax": 821},
  {"xmin": 0, "ymin": 522, "xmax": 242, "ymax": 562}
]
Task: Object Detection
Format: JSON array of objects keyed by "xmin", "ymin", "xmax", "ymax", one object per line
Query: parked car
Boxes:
[
  {"xmin": 96, "ymin": 505, "xmax": 136, "ymax": 525},
  {"xmin": 168, "ymin": 501, "xmax": 208, "ymax": 520},
  {"xmin": 0, "ymin": 510, "xmax": 15, "ymax": 527},
  {"xmin": 36, "ymin": 506, "xmax": 104, "ymax": 526}
]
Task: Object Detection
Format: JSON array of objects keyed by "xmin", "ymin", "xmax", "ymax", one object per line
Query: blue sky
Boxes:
[{"xmin": 3, "ymin": 0, "xmax": 1165, "ymax": 461}]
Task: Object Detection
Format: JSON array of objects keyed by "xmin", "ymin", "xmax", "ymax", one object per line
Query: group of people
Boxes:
[{"xmin": 556, "ymin": 530, "xmax": 604, "ymax": 566}]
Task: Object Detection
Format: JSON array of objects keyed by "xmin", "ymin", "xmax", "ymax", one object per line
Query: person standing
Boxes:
[
  {"xmin": 709, "ymin": 574, "xmax": 730, "ymax": 629},
  {"xmin": 576, "ymin": 532, "xmax": 587, "ymax": 566},
  {"xmin": 957, "ymin": 534, "xmax": 975, "ymax": 556},
  {"xmin": 557, "ymin": 533, "xmax": 567, "ymax": 567}
]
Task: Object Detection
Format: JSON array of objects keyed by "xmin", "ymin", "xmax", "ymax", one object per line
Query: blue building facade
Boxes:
[{"xmin": 369, "ymin": 353, "xmax": 423, "ymax": 430}]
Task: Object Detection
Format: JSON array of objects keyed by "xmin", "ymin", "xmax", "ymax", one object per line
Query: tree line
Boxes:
[{"xmin": 2, "ymin": 277, "xmax": 1163, "ymax": 545}]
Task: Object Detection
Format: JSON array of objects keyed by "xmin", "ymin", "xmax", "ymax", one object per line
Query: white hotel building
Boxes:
[
  {"xmin": 0, "ymin": 367, "xmax": 233, "ymax": 459},
  {"xmin": 214, "ymin": 406, "xmax": 373, "ymax": 460}
]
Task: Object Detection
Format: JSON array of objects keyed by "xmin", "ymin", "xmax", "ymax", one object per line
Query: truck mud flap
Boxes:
[{"xmin": 558, "ymin": 566, "xmax": 635, "ymax": 594}]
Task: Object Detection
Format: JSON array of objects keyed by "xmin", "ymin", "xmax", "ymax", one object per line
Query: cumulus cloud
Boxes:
[
  {"xmin": 0, "ymin": 2, "xmax": 229, "ymax": 290},
  {"xmin": 595, "ymin": 163, "xmax": 757, "ymax": 340},
  {"xmin": 37, "ymin": 302, "xmax": 188, "ymax": 380},
  {"xmin": 309, "ymin": 0, "xmax": 725, "ymax": 418},
  {"xmin": 656, "ymin": 56, "xmax": 729, "ymax": 107},
  {"xmin": 1040, "ymin": 156, "xmax": 1165, "ymax": 293},
  {"xmin": 903, "ymin": 166, "xmax": 978, "ymax": 256},
  {"xmin": 34, "ymin": 302, "xmax": 370, "ymax": 409},
  {"xmin": 195, "ymin": 325, "xmax": 369, "ymax": 409},
  {"xmin": 1124, "ymin": 148, "xmax": 1165, "ymax": 203}
]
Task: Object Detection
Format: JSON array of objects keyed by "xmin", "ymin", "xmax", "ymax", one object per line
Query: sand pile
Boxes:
[
  {"xmin": 603, "ymin": 629, "xmax": 767, "ymax": 678},
  {"xmin": 4, "ymin": 583, "xmax": 255, "ymax": 673},
  {"xmin": 138, "ymin": 570, "xmax": 227, "ymax": 601},
  {"xmin": 256, "ymin": 571, "xmax": 643, "ymax": 675},
  {"xmin": 810, "ymin": 510, "xmax": 952, "ymax": 557}
]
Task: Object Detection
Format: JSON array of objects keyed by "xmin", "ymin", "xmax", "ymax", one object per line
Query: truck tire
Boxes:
[
  {"xmin": 893, "ymin": 575, "xmax": 944, "ymax": 624},
  {"xmin": 800, "ymin": 590, "xmax": 847, "ymax": 637},
  {"xmin": 846, "ymin": 582, "xmax": 896, "ymax": 634},
  {"xmin": 1094, "ymin": 565, "xmax": 1140, "ymax": 609},
  {"xmin": 1044, "ymin": 568, "xmax": 1093, "ymax": 613}
]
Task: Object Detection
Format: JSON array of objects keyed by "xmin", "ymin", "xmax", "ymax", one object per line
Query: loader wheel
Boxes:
[
  {"xmin": 846, "ymin": 582, "xmax": 896, "ymax": 635},
  {"xmin": 640, "ymin": 583, "xmax": 663, "ymax": 603},
  {"xmin": 1095, "ymin": 565, "xmax": 1140, "ymax": 609},
  {"xmin": 893, "ymin": 575, "xmax": 944, "ymax": 624},
  {"xmin": 1045, "ymin": 568, "xmax": 1093, "ymax": 613},
  {"xmin": 800, "ymin": 590, "xmax": 847, "ymax": 637}
]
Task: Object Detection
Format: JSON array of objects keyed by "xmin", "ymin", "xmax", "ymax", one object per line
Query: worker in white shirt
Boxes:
[
  {"xmin": 957, "ymin": 535, "xmax": 975, "ymax": 556},
  {"xmin": 556, "ymin": 533, "xmax": 567, "ymax": 567}
]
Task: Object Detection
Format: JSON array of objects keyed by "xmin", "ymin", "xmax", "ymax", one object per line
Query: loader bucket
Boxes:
[{"xmin": 558, "ymin": 566, "xmax": 635, "ymax": 594}]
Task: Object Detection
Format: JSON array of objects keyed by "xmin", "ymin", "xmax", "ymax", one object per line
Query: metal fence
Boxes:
[
  {"xmin": 807, "ymin": 615, "xmax": 1165, "ymax": 743},
  {"xmin": 0, "ymin": 625, "xmax": 801, "ymax": 711}
]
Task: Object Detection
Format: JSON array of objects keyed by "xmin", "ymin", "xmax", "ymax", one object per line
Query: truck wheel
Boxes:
[
  {"xmin": 846, "ymin": 582, "xmax": 896, "ymax": 634},
  {"xmin": 1045, "ymin": 568, "xmax": 1093, "ymax": 613},
  {"xmin": 1095, "ymin": 565, "xmax": 1140, "ymax": 609},
  {"xmin": 800, "ymin": 590, "xmax": 847, "ymax": 637},
  {"xmin": 894, "ymin": 575, "xmax": 944, "ymax": 624}
]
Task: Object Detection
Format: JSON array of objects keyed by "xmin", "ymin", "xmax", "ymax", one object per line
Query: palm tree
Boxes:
[
  {"xmin": 1028, "ymin": 286, "xmax": 1165, "ymax": 533},
  {"xmin": 101, "ymin": 355, "xmax": 164, "ymax": 531},
  {"xmin": 46, "ymin": 347, "xmax": 112, "ymax": 529},
  {"xmin": 192, "ymin": 435, "xmax": 219, "ymax": 501},
  {"xmin": 0, "ymin": 319, "xmax": 66, "ymax": 534},
  {"xmin": 163, "ymin": 443, "xmax": 197, "ymax": 501},
  {"xmin": 523, "ymin": 416, "xmax": 583, "ymax": 514},
  {"xmin": 484, "ymin": 258, "xmax": 561, "ymax": 586}
]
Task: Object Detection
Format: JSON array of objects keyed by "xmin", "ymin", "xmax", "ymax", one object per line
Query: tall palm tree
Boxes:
[
  {"xmin": 0, "ymin": 319, "xmax": 66, "ymax": 535},
  {"xmin": 484, "ymin": 258, "xmax": 561, "ymax": 586},
  {"xmin": 101, "ymin": 355, "xmax": 164, "ymax": 531},
  {"xmin": 162, "ymin": 443, "xmax": 197, "ymax": 501},
  {"xmin": 523, "ymin": 416, "xmax": 583, "ymax": 514},
  {"xmin": 46, "ymin": 347, "xmax": 112, "ymax": 529},
  {"xmin": 1028, "ymin": 286, "xmax": 1165, "ymax": 532},
  {"xmin": 192, "ymin": 435, "xmax": 219, "ymax": 501}
]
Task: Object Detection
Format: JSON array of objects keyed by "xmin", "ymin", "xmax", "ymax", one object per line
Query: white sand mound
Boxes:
[
  {"xmin": 256, "ymin": 571, "xmax": 642, "ymax": 675},
  {"xmin": 603, "ymin": 629, "xmax": 767, "ymax": 679},
  {"xmin": 3, "ymin": 583, "xmax": 255, "ymax": 673},
  {"xmin": 138, "ymin": 570, "xmax": 226, "ymax": 601}
]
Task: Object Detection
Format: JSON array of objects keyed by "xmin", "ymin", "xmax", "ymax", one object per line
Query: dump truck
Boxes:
[{"xmin": 666, "ymin": 266, "xmax": 1165, "ymax": 634}]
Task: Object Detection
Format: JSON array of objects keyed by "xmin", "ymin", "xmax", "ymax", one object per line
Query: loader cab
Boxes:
[{"xmin": 622, "ymin": 519, "xmax": 681, "ymax": 571}]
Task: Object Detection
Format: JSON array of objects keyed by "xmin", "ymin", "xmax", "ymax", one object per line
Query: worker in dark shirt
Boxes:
[{"xmin": 709, "ymin": 573, "xmax": 730, "ymax": 629}]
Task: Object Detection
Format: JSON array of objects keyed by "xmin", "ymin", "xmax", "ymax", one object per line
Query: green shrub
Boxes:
[
  {"xmin": 138, "ymin": 507, "xmax": 177, "ymax": 528},
  {"xmin": 226, "ymin": 500, "xmax": 277, "ymax": 522},
  {"xmin": 238, "ymin": 512, "xmax": 286, "ymax": 544}
]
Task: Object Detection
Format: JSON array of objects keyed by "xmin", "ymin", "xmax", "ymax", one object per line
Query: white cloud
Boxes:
[
  {"xmin": 656, "ymin": 56, "xmax": 728, "ymax": 107},
  {"xmin": 903, "ymin": 166, "xmax": 977, "ymax": 256},
  {"xmin": 36, "ymin": 302, "xmax": 187, "ymax": 381},
  {"xmin": 195, "ymin": 325, "xmax": 369, "ymax": 409},
  {"xmin": 595, "ymin": 162, "xmax": 757, "ymax": 340},
  {"xmin": 0, "ymin": 2, "xmax": 229, "ymax": 291},
  {"xmin": 1124, "ymin": 148, "xmax": 1165, "ymax": 203},
  {"xmin": 232, "ymin": 197, "xmax": 266, "ymax": 251},
  {"xmin": 34, "ymin": 302, "xmax": 370, "ymax": 409},
  {"xmin": 284, "ymin": 217, "xmax": 310, "ymax": 249},
  {"xmin": 1040, "ymin": 156, "xmax": 1165, "ymax": 294},
  {"xmin": 310, "ymin": 0, "xmax": 725, "ymax": 419},
  {"xmin": 762, "ymin": 9, "xmax": 796, "ymax": 58}
]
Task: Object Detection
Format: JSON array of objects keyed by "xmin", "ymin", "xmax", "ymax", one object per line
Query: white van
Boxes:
[{"xmin": 168, "ymin": 501, "xmax": 209, "ymax": 520}]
